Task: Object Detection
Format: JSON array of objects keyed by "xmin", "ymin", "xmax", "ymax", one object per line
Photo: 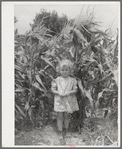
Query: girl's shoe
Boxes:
[
  {"xmin": 63, "ymin": 128, "xmax": 68, "ymax": 136},
  {"xmin": 60, "ymin": 138, "xmax": 65, "ymax": 145},
  {"xmin": 57, "ymin": 131, "xmax": 63, "ymax": 139},
  {"xmin": 57, "ymin": 131, "xmax": 66, "ymax": 145}
]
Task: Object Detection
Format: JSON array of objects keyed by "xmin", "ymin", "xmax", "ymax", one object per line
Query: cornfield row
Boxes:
[{"xmin": 15, "ymin": 10, "xmax": 118, "ymax": 130}]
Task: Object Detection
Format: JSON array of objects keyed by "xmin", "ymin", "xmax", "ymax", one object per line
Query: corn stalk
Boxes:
[
  {"xmin": 15, "ymin": 22, "xmax": 54, "ymax": 126},
  {"xmin": 46, "ymin": 8, "xmax": 118, "ymax": 118}
]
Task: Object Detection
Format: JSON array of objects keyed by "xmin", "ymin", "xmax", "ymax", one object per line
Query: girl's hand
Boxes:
[
  {"xmin": 65, "ymin": 90, "xmax": 77, "ymax": 96},
  {"xmin": 59, "ymin": 92, "xmax": 66, "ymax": 97},
  {"xmin": 59, "ymin": 92, "xmax": 70, "ymax": 97},
  {"xmin": 65, "ymin": 92, "xmax": 70, "ymax": 96},
  {"xmin": 64, "ymin": 91, "xmax": 72, "ymax": 96}
]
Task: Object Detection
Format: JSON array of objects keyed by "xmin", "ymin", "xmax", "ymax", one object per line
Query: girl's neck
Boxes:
[{"xmin": 60, "ymin": 75, "xmax": 69, "ymax": 79}]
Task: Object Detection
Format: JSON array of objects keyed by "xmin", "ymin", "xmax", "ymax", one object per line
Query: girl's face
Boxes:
[{"xmin": 60, "ymin": 65, "xmax": 70, "ymax": 78}]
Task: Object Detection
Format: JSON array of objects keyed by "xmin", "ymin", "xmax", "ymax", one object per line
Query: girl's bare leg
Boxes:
[
  {"xmin": 64, "ymin": 112, "xmax": 69, "ymax": 129},
  {"xmin": 57, "ymin": 112, "xmax": 63, "ymax": 131}
]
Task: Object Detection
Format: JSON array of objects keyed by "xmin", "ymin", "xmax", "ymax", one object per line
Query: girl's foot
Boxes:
[
  {"xmin": 63, "ymin": 128, "xmax": 68, "ymax": 137},
  {"xmin": 57, "ymin": 131, "xmax": 63, "ymax": 139},
  {"xmin": 58, "ymin": 131, "xmax": 66, "ymax": 145},
  {"xmin": 60, "ymin": 138, "xmax": 65, "ymax": 145}
]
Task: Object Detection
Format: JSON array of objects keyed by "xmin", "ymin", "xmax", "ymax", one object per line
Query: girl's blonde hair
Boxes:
[{"xmin": 56, "ymin": 59, "xmax": 75, "ymax": 75}]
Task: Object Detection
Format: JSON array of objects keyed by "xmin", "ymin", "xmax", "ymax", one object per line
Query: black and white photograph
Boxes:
[{"xmin": 2, "ymin": 1, "xmax": 120, "ymax": 147}]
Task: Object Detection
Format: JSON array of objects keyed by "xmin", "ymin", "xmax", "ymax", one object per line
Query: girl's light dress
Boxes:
[{"xmin": 51, "ymin": 76, "xmax": 79, "ymax": 113}]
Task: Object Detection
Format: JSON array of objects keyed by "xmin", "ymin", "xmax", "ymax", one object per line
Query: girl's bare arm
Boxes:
[
  {"xmin": 51, "ymin": 89, "xmax": 66, "ymax": 97},
  {"xmin": 66, "ymin": 90, "xmax": 77, "ymax": 96},
  {"xmin": 51, "ymin": 89, "xmax": 60, "ymax": 95}
]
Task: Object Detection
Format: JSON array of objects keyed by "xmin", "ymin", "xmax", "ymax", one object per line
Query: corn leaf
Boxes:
[
  {"xmin": 17, "ymin": 71, "xmax": 26, "ymax": 79},
  {"xmin": 73, "ymin": 28, "xmax": 88, "ymax": 44},
  {"xmin": 25, "ymin": 101, "xmax": 30, "ymax": 111},
  {"xmin": 15, "ymin": 65, "xmax": 24, "ymax": 72},
  {"xmin": 97, "ymin": 63, "xmax": 104, "ymax": 74},
  {"xmin": 28, "ymin": 108, "xmax": 32, "ymax": 120},
  {"xmin": 69, "ymin": 47, "xmax": 75, "ymax": 58},
  {"xmin": 41, "ymin": 56, "xmax": 55, "ymax": 68},
  {"xmin": 78, "ymin": 80, "xmax": 85, "ymax": 96},
  {"xmin": 95, "ymin": 99, "xmax": 100, "ymax": 109},
  {"xmin": 112, "ymin": 69, "xmax": 118, "ymax": 86},
  {"xmin": 40, "ymin": 100, "xmax": 44, "ymax": 111},
  {"xmin": 93, "ymin": 36, "xmax": 103, "ymax": 45},
  {"xmin": 27, "ymin": 69, "xmax": 31, "ymax": 80},
  {"xmin": 103, "ymin": 38, "xmax": 108, "ymax": 49},
  {"xmin": 15, "ymin": 51, "xmax": 24, "ymax": 56},
  {"xmin": 32, "ymin": 82, "xmax": 46, "ymax": 93},
  {"xmin": 15, "ymin": 118, "xmax": 19, "ymax": 122},
  {"xmin": 45, "ymin": 33, "xmax": 53, "ymax": 38},
  {"xmin": 98, "ymin": 88, "xmax": 115, "ymax": 100},
  {"xmin": 84, "ymin": 89, "xmax": 94, "ymax": 108},
  {"xmin": 98, "ymin": 90, "xmax": 104, "ymax": 99},
  {"xmin": 15, "ymin": 88, "xmax": 26, "ymax": 92},
  {"xmin": 16, "ymin": 104, "xmax": 26, "ymax": 118},
  {"xmin": 33, "ymin": 34, "xmax": 44, "ymax": 41},
  {"xmin": 35, "ymin": 75, "xmax": 47, "ymax": 91},
  {"xmin": 15, "ymin": 84, "xmax": 22, "ymax": 89},
  {"xmin": 89, "ymin": 28, "xmax": 108, "ymax": 37}
]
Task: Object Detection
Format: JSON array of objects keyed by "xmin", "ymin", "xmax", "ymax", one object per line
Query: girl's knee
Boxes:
[
  {"xmin": 64, "ymin": 112, "xmax": 69, "ymax": 119},
  {"xmin": 57, "ymin": 112, "xmax": 63, "ymax": 120}
]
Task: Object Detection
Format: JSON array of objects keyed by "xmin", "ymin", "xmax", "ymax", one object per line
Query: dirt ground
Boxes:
[{"xmin": 15, "ymin": 114, "xmax": 118, "ymax": 147}]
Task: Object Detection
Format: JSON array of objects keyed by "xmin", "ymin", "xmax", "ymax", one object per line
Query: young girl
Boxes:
[{"xmin": 51, "ymin": 59, "xmax": 79, "ymax": 138}]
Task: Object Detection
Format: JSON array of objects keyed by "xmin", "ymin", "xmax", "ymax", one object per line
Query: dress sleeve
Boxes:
[
  {"xmin": 73, "ymin": 78, "xmax": 78, "ymax": 90},
  {"xmin": 51, "ymin": 79, "xmax": 57, "ymax": 90}
]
